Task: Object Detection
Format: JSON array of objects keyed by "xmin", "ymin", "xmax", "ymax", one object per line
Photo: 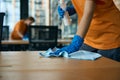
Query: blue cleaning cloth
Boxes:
[
  {"xmin": 40, "ymin": 47, "xmax": 60, "ymax": 58},
  {"xmin": 67, "ymin": 50, "xmax": 102, "ymax": 60},
  {"xmin": 22, "ymin": 37, "xmax": 29, "ymax": 41},
  {"xmin": 39, "ymin": 48, "xmax": 102, "ymax": 60}
]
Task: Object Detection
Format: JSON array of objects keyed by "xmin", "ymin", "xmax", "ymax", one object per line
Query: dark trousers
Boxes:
[{"xmin": 80, "ymin": 44, "xmax": 120, "ymax": 62}]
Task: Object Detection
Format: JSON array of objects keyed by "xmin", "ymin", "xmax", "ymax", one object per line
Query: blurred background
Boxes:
[{"xmin": 0, "ymin": 0, "xmax": 78, "ymax": 39}]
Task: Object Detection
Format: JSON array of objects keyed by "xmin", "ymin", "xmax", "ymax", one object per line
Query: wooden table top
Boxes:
[
  {"xmin": 0, "ymin": 51, "xmax": 120, "ymax": 80},
  {"xmin": 1, "ymin": 39, "xmax": 71, "ymax": 45},
  {"xmin": 1, "ymin": 40, "xmax": 29, "ymax": 44}
]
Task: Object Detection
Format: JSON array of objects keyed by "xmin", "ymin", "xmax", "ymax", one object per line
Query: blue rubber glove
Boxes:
[
  {"xmin": 50, "ymin": 35, "xmax": 84, "ymax": 57},
  {"xmin": 58, "ymin": 5, "xmax": 76, "ymax": 18},
  {"xmin": 23, "ymin": 33, "xmax": 29, "ymax": 40}
]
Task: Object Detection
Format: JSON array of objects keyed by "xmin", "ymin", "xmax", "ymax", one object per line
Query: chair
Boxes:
[
  {"xmin": 29, "ymin": 25, "xmax": 58, "ymax": 50},
  {"xmin": 0, "ymin": 13, "xmax": 5, "ymax": 51},
  {"xmin": 2, "ymin": 26, "xmax": 9, "ymax": 40}
]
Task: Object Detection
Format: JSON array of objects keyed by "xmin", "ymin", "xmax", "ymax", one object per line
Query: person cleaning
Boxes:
[
  {"xmin": 50, "ymin": 0, "xmax": 120, "ymax": 62},
  {"xmin": 11, "ymin": 17, "xmax": 35, "ymax": 40},
  {"xmin": 10, "ymin": 17, "xmax": 35, "ymax": 40}
]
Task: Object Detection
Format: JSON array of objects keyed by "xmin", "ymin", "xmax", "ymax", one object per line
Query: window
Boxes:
[
  {"xmin": 29, "ymin": 0, "xmax": 50, "ymax": 25},
  {"xmin": 29, "ymin": 0, "xmax": 78, "ymax": 39},
  {"xmin": 0, "ymin": 0, "xmax": 20, "ymax": 32},
  {"xmin": 50, "ymin": 0, "xmax": 78, "ymax": 39},
  {"xmin": 0, "ymin": 0, "xmax": 77, "ymax": 39}
]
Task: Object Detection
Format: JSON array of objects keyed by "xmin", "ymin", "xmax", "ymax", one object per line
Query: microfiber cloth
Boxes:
[{"xmin": 39, "ymin": 47, "xmax": 102, "ymax": 60}]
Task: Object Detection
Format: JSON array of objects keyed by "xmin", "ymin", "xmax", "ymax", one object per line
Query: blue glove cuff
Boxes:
[
  {"xmin": 70, "ymin": 35, "xmax": 84, "ymax": 51},
  {"xmin": 72, "ymin": 35, "xmax": 84, "ymax": 43}
]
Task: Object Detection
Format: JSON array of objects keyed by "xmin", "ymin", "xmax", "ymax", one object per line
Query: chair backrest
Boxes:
[
  {"xmin": 0, "ymin": 13, "xmax": 5, "ymax": 51},
  {"xmin": 2, "ymin": 26, "xmax": 9, "ymax": 40},
  {"xmin": 29, "ymin": 25, "xmax": 58, "ymax": 50}
]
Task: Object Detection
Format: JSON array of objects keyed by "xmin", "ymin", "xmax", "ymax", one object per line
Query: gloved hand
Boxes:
[
  {"xmin": 22, "ymin": 33, "xmax": 29, "ymax": 40},
  {"xmin": 50, "ymin": 35, "xmax": 84, "ymax": 57},
  {"xmin": 58, "ymin": 5, "xmax": 76, "ymax": 18}
]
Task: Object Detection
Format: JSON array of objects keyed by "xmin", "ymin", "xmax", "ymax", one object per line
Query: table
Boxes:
[
  {"xmin": 58, "ymin": 39, "xmax": 71, "ymax": 44},
  {"xmin": 1, "ymin": 40, "xmax": 29, "ymax": 45},
  {"xmin": 0, "ymin": 51, "xmax": 120, "ymax": 80},
  {"xmin": 1, "ymin": 39, "xmax": 71, "ymax": 45},
  {"xmin": 1, "ymin": 40, "xmax": 29, "ymax": 51},
  {"xmin": 1, "ymin": 40, "xmax": 71, "ymax": 51}
]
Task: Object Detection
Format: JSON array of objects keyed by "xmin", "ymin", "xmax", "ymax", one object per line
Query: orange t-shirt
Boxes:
[
  {"xmin": 11, "ymin": 20, "xmax": 27, "ymax": 40},
  {"xmin": 72, "ymin": 0, "xmax": 120, "ymax": 50}
]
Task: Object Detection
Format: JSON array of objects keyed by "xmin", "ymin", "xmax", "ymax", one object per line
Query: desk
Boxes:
[
  {"xmin": 0, "ymin": 51, "xmax": 120, "ymax": 80},
  {"xmin": 1, "ymin": 40, "xmax": 29, "ymax": 45},
  {"xmin": 1, "ymin": 40, "xmax": 29, "ymax": 51},
  {"xmin": 1, "ymin": 40, "xmax": 71, "ymax": 51},
  {"xmin": 1, "ymin": 39, "xmax": 71, "ymax": 45},
  {"xmin": 58, "ymin": 39, "xmax": 71, "ymax": 44}
]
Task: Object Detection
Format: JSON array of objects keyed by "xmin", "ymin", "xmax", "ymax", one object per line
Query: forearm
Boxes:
[
  {"xmin": 51, "ymin": 0, "xmax": 96, "ymax": 55},
  {"xmin": 76, "ymin": 0, "xmax": 96, "ymax": 38},
  {"xmin": 17, "ymin": 31, "xmax": 23, "ymax": 38}
]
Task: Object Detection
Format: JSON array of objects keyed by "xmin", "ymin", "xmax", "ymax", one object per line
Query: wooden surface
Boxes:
[
  {"xmin": 0, "ymin": 51, "xmax": 120, "ymax": 80},
  {"xmin": 1, "ymin": 39, "xmax": 71, "ymax": 45},
  {"xmin": 58, "ymin": 39, "xmax": 71, "ymax": 44},
  {"xmin": 1, "ymin": 40, "xmax": 29, "ymax": 44}
]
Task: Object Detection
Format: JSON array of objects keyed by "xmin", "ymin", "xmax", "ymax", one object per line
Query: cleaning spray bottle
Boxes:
[{"xmin": 59, "ymin": 0, "xmax": 71, "ymax": 26}]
